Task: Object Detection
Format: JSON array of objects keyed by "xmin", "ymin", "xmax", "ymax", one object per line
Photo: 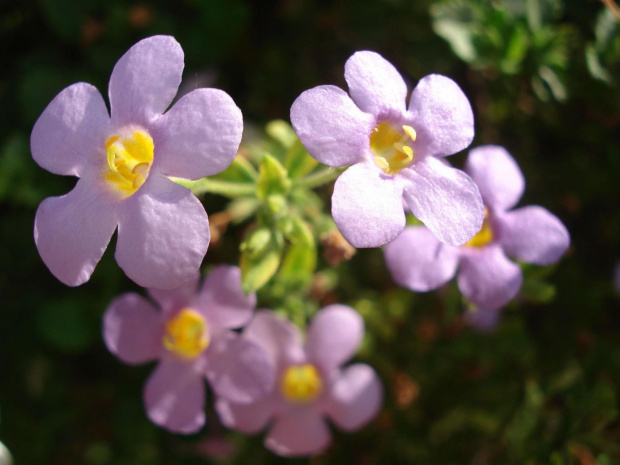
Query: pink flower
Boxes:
[
  {"xmin": 385, "ymin": 145, "xmax": 570, "ymax": 310},
  {"xmin": 31, "ymin": 36, "xmax": 243, "ymax": 289},
  {"xmin": 290, "ymin": 50, "xmax": 483, "ymax": 248},
  {"xmin": 215, "ymin": 306, "xmax": 382, "ymax": 457},
  {"xmin": 103, "ymin": 265, "xmax": 274, "ymax": 434}
]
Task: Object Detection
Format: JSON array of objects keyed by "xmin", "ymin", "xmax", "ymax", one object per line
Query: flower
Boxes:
[
  {"xmin": 290, "ymin": 50, "xmax": 484, "ymax": 248},
  {"xmin": 464, "ymin": 308, "xmax": 502, "ymax": 332},
  {"xmin": 103, "ymin": 265, "xmax": 274, "ymax": 433},
  {"xmin": 215, "ymin": 305, "xmax": 383, "ymax": 457},
  {"xmin": 31, "ymin": 36, "xmax": 243, "ymax": 289},
  {"xmin": 384, "ymin": 145, "xmax": 570, "ymax": 310}
]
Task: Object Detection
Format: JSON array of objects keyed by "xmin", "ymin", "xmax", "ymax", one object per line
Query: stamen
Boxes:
[
  {"xmin": 281, "ymin": 364, "xmax": 323, "ymax": 404},
  {"xmin": 402, "ymin": 125, "xmax": 417, "ymax": 141},
  {"xmin": 103, "ymin": 129, "xmax": 154, "ymax": 198},
  {"xmin": 162, "ymin": 308, "xmax": 210, "ymax": 359},
  {"xmin": 466, "ymin": 208, "xmax": 494, "ymax": 248},
  {"xmin": 370, "ymin": 122, "xmax": 416, "ymax": 175}
]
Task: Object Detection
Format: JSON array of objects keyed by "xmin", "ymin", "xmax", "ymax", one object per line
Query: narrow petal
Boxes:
[
  {"xmin": 31, "ymin": 83, "xmax": 110, "ymax": 176},
  {"xmin": 326, "ymin": 364, "xmax": 382, "ymax": 431},
  {"xmin": 148, "ymin": 274, "xmax": 200, "ymax": 316},
  {"xmin": 195, "ymin": 265, "xmax": 256, "ymax": 331},
  {"xmin": 496, "ymin": 206, "xmax": 570, "ymax": 265},
  {"xmin": 465, "ymin": 145, "xmax": 525, "ymax": 211},
  {"xmin": 408, "ymin": 74, "xmax": 474, "ymax": 158},
  {"xmin": 244, "ymin": 311, "xmax": 304, "ymax": 368},
  {"xmin": 332, "ymin": 161, "xmax": 406, "ymax": 248},
  {"xmin": 265, "ymin": 409, "xmax": 331, "ymax": 457},
  {"xmin": 115, "ymin": 175, "xmax": 209, "ymax": 290},
  {"xmin": 457, "ymin": 245, "xmax": 523, "ymax": 311},
  {"xmin": 305, "ymin": 305, "xmax": 363, "ymax": 373},
  {"xmin": 109, "ymin": 35, "xmax": 183, "ymax": 126},
  {"xmin": 384, "ymin": 226, "xmax": 460, "ymax": 291},
  {"xmin": 215, "ymin": 394, "xmax": 279, "ymax": 434},
  {"xmin": 344, "ymin": 51, "xmax": 407, "ymax": 115},
  {"xmin": 34, "ymin": 178, "xmax": 118, "ymax": 286},
  {"xmin": 103, "ymin": 293, "xmax": 163, "ymax": 364},
  {"xmin": 152, "ymin": 88, "xmax": 242, "ymax": 180},
  {"xmin": 290, "ymin": 85, "xmax": 374, "ymax": 167},
  {"xmin": 144, "ymin": 359, "xmax": 205, "ymax": 434},
  {"xmin": 402, "ymin": 156, "xmax": 484, "ymax": 246},
  {"xmin": 205, "ymin": 332, "xmax": 275, "ymax": 404}
]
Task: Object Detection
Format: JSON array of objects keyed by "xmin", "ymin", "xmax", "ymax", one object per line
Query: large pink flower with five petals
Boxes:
[
  {"xmin": 291, "ymin": 50, "xmax": 484, "ymax": 248},
  {"xmin": 216, "ymin": 305, "xmax": 383, "ymax": 457},
  {"xmin": 31, "ymin": 35, "xmax": 243, "ymax": 289}
]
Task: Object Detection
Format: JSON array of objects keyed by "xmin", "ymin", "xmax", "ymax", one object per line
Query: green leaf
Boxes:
[
  {"xmin": 278, "ymin": 218, "xmax": 317, "ymax": 287},
  {"xmin": 240, "ymin": 228, "xmax": 283, "ymax": 292},
  {"xmin": 37, "ymin": 299, "xmax": 97, "ymax": 353},
  {"xmin": 212, "ymin": 156, "xmax": 258, "ymax": 183},
  {"xmin": 256, "ymin": 154, "xmax": 292, "ymax": 200},
  {"xmin": 284, "ymin": 139, "xmax": 319, "ymax": 179},
  {"xmin": 265, "ymin": 119, "xmax": 298, "ymax": 149}
]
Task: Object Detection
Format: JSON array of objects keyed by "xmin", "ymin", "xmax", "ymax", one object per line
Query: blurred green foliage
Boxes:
[{"xmin": 1, "ymin": 0, "xmax": 620, "ymax": 464}]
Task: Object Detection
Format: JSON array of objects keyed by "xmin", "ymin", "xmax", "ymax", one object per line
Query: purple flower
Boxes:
[
  {"xmin": 290, "ymin": 50, "xmax": 484, "ymax": 248},
  {"xmin": 385, "ymin": 145, "xmax": 570, "ymax": 310},
  {"xmin": 615, "ymin": 263, "xmax": 620, "ymax": 294},
  {"xmin": 464, "ymin": 308, "xmax": 502, "ymax": 332},
  {"xmin": 31, "ymin": 36, "xmax": 243, "ymax": 289},
  {"xmin": 215, "ymin": 305, "xmax": 383, "ymax": 457},
  {"xmin": 103, "ymin": 265, "xmax": 274, "ymax": 434}
]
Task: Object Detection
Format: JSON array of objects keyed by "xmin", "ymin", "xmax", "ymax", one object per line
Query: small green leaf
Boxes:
[
  {"xmin": 278, "ymin": 218, "xmax": 317, "ymax": 287},
  {"xmin": 265, "ymin": 119, "xmax": 298, "ymax": 149},
  {"xmin": 240, "ymin": 228, "xmax": 283, "ymax": 292},
  {"xmin": 284, "ymin": 140, "xmax": 318, "ymax": 179},
  {"xmin": 256, "ymin": 154, "xmax": 292, "ymax": 200}
]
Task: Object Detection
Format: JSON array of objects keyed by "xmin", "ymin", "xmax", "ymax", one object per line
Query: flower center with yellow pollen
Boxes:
[
  {"xmin": 370, "ymin": 122, "xmax": 416, "ymax": 175},
  {"xmin": 280, "ymin": 364, "xmax": 323, "ymax": 404},
  {"xmin": 162, "ymin": 308, "xmax": 210, "ymax": 359},
  {"xmin": 104, "ymin": 129, "xmax": 154, "ymax": 197},
  {"xmin": 466, "ymin": 208, "xmax": 494, "ymax": 248}
]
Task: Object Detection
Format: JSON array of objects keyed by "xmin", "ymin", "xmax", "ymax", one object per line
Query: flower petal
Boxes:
[
  {"xmin": 195, "ymin": 265, "xmax": 256, "ymax": 331},
  {"xmin": 291, "ymin": 85, "xmax": 374, "ymax": 167},
  {"xmin": 152, "ymin": 88, "xmax": 242, "ymax": 180},
  {"xmin": 31, "ymin": 83, "xmax": 110, "ymax": 176},
  {"xmin": 34, "ymin": 178, "xmax": 117, "ymax": 286},
  {"xmin": 215, "ymin": 394, "xmax": 279, "ymax": 434},
  {"xmin": 103, "ymin": 293, "xmax": 163, "ymax": 364},
  {"xmin": 243, "ymin": 311, "xmax": 304, "ymax": 368},
  {"xmin": 457, "ymin": 245, "xmax": 523, "ymax": 310},
  {"xmin": 305, "ymin": 305, "xmax": 363, "ymax": 373},
  {"xmin": 326, "ymin": 364, "xmax": 382, "ymax": 431},
  {"xmin": 144, "ymin": 358, "xmax": 205, "ymax": 434},
  {"xmin": 496, "ymin": 206, "xmax": 570, "ymax": 265},
  {"xmin": 109, "ymin": 35, "xmax": 183, "ymax": 126},
  {"xmin": 115, "ymin": 175, "xmax": 209, "ymax": 290},
  {"xmin": 408, "ymin": 74, "xmax": 474, "ymax": 158},
  {"xmin": 265, "ymin": 409, "xmax": 331, "ymax": 457},
  {"xmin": 147, "ymin": 274, "xmax": 200, "ymax": 315},
  {"xmin": 402, "ymin": 156, "xmax": 484, "ymax": 246},
  {"xmin": 464, "ymin": 308, "xmax": 502, "ymax": 332},
  {"xmin": 332, "ymin": 161, "xmax": 406, "ymax": 248},
  {"xmin": 205, "ymin": 332, "xmax": 275, "ymax": 404},
  {"xmin": 384, "ymin": 226, "xmax": 460, "ymax": 291},
  {"xmin": 465, "ymin": 145, "xmax": 525, "ymax": 211},
  {"xmin": 344, "ymin": 51, "xmax": 407, "ymax": 115}
]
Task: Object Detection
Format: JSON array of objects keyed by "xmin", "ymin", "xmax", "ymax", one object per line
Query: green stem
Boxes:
[
  {"xmin": 293, "ymin": 167, "xmax": 346, "ymax": 189},
  {"xmin": 172, "ymin": 177, "xmax": 256, "ymax": 198}
]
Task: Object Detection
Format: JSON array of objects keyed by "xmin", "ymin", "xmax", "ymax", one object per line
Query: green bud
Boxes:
[
  {"xmin": 256, "ymin": 154, "xmax": 291, "ymax": 200},
  {"xmin": 240, "ymin": 228, "xmax": 284, "ymax": 293}
]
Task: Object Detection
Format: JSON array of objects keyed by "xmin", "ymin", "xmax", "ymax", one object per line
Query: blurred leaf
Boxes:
[
  {"xmin": 430, "ymin": 1, "xmax": 477, "ymax": 63},
  {"xmin": 278, "ymin": 217, "xmax": 317, "ymax": 288},
  {"xmin": 256, "ymin": 154, "xmax": 291, "ymax": 200},
  {"xmin": 240, "ymin": 228, "xmax": 283, "ymax": 293},
  {"xmin": 37, "ymin": 298, "xmax": 97, "ymax": 353}
]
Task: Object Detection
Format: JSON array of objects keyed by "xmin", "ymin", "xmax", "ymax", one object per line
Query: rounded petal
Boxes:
[
  {"xmin": 305, "ymin": 305, "xmax": 363, "ymax": 373},
  {"xmin": 244, "ymin": 311, "xmax": 304, "ymax": 368},
  {"xmin": 194, "ymin": 265, "xmax": 256, "ymax": 331},
  {"xmin": 384, "ymin": 226, "xmax": 460, "ymax": 291},
  {"xmin": 291, "ymin": 85, "xmax": 375, "ymax": 167},
  {"xmin": 34, "ymin": 178, "xmax": 118, "ymax": 286},
  {"xmin": 147, "ymin": 274, "xmax": 200, "ymax": 315},
  {"xmin": 265, "ymin": 409, "xmax": 331, "ymax": 457},
  {"xmin": 465, "ymin": 145, "xmax": 525, "ymax": 211},
  {"xmin": 408, "ymin": 74, "xmax": 474, "ymax": 158},
  {"xmin": 115, "ymin": 175, "xmax": 209, "ymax": 290},
  {"xmin": 457, "ymin": 245, "xmax": 523, "ymax": 311},
  {"xmin": 496, "ymin": 206, "xmax": 570, "ymax": 265},
  {"xmin": 332, "ymin": 161, "xmax": 406, "ymax": 248},
  {"xmin": 326, "ymin": 364, "xmax": 382, "ymax": 431},
  {"xmin": 464, "ymin": 308, "xmax": 502, "ymax": 332},
  {"xmin": 144, "ymin": 359, "xmax": 205, "ymax": 434},
  {"xmin": 344, "ymin": 51, "xmax": 407, "ymax": 115},
  {"xmin": 109, "ymin": 35, "xmax": 183, "ymax": 126},
  {"xmin": 152, "ymin": 88, "xmax": 242, "ymax": 180},
  {"xmin": 215, "ymin": 394, "xmax": 279, "ymax": 434},
  {"xmin": 103, "ymin": 293, "xmax": 163, "ymax": 365},
  {"xmin": 402, "ymin": 156, "xmax": 484, "ymax": 246},
  {"xmin": 31, "ymin": 83, "xmax": 110, "ymax": 176},
  {"xmin": 205, "ymin": 332, "xmax": 275, "ymax": 404}
]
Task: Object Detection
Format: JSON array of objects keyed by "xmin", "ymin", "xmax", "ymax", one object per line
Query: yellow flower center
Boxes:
[
  {"xmin": 370, "ymin": 122, "xmax": 416, "ymax": 175},
  {"xmin": 466, "ymin": 208, "xmax": 494, "ymax": 248},
  {"xmin": 162, "ymin": 308, "xmax": 210, "ymax": 359},
  {"xmin": 104, "ymin": 129, "xmax": 154, "ymax": 197},
  {"xmin": 280, "ymin": 364, "xmax": 323, "ymax": 404}
]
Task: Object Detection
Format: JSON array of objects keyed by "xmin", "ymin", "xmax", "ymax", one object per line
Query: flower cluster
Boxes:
[{"xmin": 31, "ymin": 36, "xmax": 571, "ymax": 458}]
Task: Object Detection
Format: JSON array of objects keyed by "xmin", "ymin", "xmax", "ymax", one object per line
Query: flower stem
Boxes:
[
  {"xmin": 172, "ymin": 177, "xmax": 256, "ymax": 198},
  {"xmin": 293, "ymin": 167, "xmax": 346, "ymax": 189}
]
